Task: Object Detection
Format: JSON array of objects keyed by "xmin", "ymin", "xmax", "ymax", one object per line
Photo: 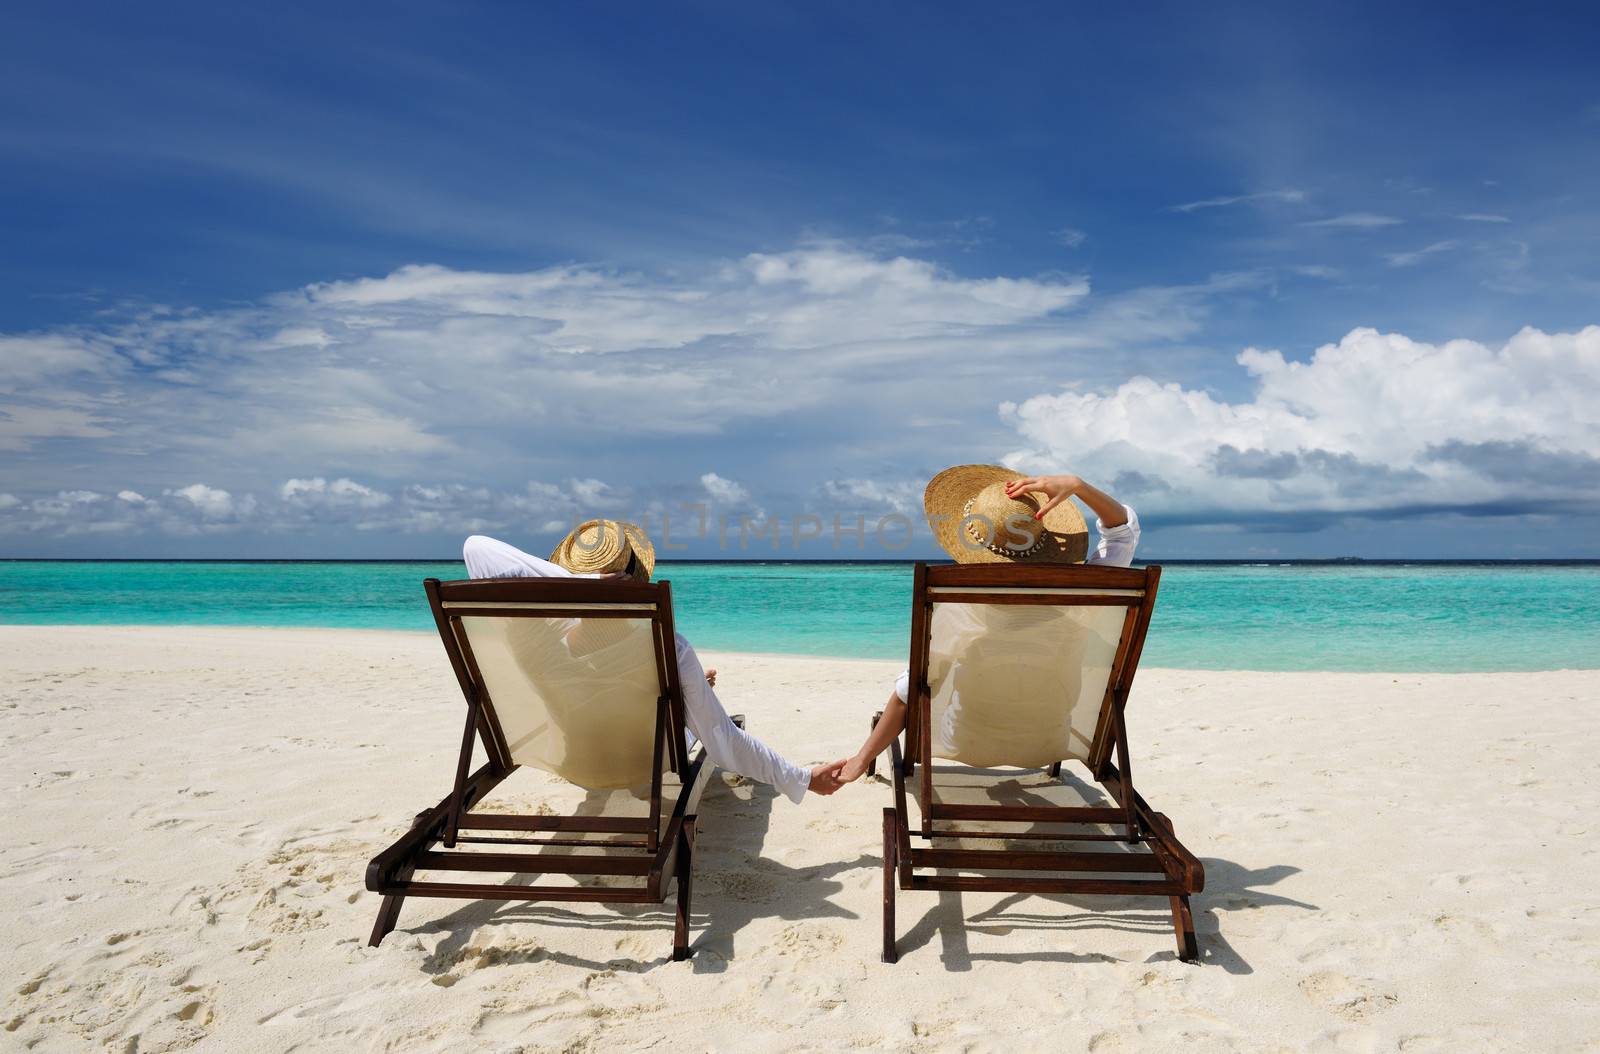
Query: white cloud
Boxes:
[
  {"xmin": 1002, "ymin": 326, "xmax": 1600, "ymax": 527},
  {"xmin": 0, "ymin": 334, "xmax": 116, "ymax": 389},
  {"xmin": 699, "ymin": 472, "xmax": 749, "ymax": 504},
  {"xmin": 1054, "ymin": 227, "xmax": 1087, "ymax": 248},
  {"xmin": 818, "ymin": 477, "xmax": 924, "ymax": 516},
  {"xmin": 0, "ymin": 247, "xmax": 1103, "ymax": 481},
  {"xmin": 1299, "ymin": 213, "xmax": 1404, "ymax": 229},
  {"xmin": 1170, "ymin": 189, "xmax": 1307, "ymax": 213},
  {"xmin": 1458, "ymin": 213, "xmax": 1510, "ymax": 223},
  {"xmin": 169, "ymin": 483, "xmax": 247, "ymax": 520},
  {"xmin": 281, "ymin": 477, "xmax": 392, "ymax": 508},
  {"xmin": 0, "ymin": 486, "xmax": 247, "ymax": 536},
  {"xmin": 1385, "ymin": 240, "xmax": 1458, "ymax": 268},
  {"xmin": 11, "ymin": 241, "xmax": 1586, "ymax": 548},
  {"xmin": 0, "ymin": 476, "xmax": 620, "ymax": 538},
  {"xmin": 0, "ymin": 406, "xmax": 114, "ymax": 451},
  {"xmin": 568, "ymin": 478, "xmax": 620, "ymax": 507}
]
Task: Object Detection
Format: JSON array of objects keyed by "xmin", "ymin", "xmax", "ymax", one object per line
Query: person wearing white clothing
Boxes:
[
  {"xmin": 462, "ymin": 532, "xmax": 845, "ymax": 803},
  {"xmin": 838, "ymin": 470, "xmax": 1142, "ymax": 784}
]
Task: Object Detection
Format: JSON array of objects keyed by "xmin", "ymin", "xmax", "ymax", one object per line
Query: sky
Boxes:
[{"xmin": 2, "ymin": 0, "xmax": 1598, "ymax": 559}]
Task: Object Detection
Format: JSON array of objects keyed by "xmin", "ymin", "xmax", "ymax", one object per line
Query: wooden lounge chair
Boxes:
[
  {"xmin": 876, "ymin": 562, "xmax": 1204, "ymax": 963},
  {"xmin": 365, "ymin": 576, "xmax": 720, "ymax": 961}
]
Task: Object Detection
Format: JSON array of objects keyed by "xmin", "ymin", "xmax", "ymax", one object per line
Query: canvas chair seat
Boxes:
[
  {"xmin": 926, "ymin": 603, "xmax": 1122, "ymax": 768},
  {"xmin": 465, "ymin": 613, "xmax": 661, "ymax": 789}
]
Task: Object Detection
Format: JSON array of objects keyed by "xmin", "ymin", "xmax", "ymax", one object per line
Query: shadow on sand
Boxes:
[
  {"xmin": 886, "ymin": 768, "xmax": 1316, "ymax": 973},
  {"xmin": 403, "ymin": 775, "xmax": 864, "ymax": 974}
]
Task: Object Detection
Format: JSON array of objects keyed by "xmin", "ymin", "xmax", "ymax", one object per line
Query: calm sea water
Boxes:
[{"xmin": 1, "ymin": 561, "xmax": 1596, "ymax": 672}]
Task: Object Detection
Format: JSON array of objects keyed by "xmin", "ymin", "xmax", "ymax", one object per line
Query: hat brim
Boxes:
[
  {"xmin": 550, "ymin": 519, "xmax": 657, "ymax": 577},
  {"xmin": 923, "ymin": 465, "xmax": 1089, "ymax": 564}
]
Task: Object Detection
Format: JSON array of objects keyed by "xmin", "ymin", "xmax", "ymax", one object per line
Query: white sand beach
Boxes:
[{"xmin": 3, "ymin": 625, "xmax": 1597, "ymax": 1052}]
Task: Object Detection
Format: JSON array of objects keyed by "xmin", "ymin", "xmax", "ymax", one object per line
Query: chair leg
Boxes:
[
  {"xmin": 368, "ymin": 807, "xmax": 434, "ymax": 946},
  {"xmin": 672, "ymin": 815, "xmax": 697, "ymax": 961},
  {"xmin": 368, "ymin": 893, "xmax": 405, "ymax": 947},
  {"xmin": 867, "ymin": 711, "xmax": 883, "ymax": 778},
  {"xmin": 1048, "ymin": 761, "xmax": 1062, "ymax": 779},
  {"xmin": 881, "ymin": 808, "xmax": 898, "ymax": 964},
  {"xmin": 1170, "ymin": 894, "xmax": 1199, "ymax": 962}
]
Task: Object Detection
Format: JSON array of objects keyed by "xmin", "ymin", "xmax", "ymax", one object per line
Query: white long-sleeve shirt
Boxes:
[
  {"xmin": 891, "ymin": 505, "xmax": 1142, "ymax": 703},
  {"xmin": 461, "ymin": 534, "xmax": 812, "ymax": 803}
]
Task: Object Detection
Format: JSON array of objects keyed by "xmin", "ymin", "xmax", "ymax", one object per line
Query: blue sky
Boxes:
[{"xmin": 2, "ymin": 1, "xmax": 1598, "ymax": 558}]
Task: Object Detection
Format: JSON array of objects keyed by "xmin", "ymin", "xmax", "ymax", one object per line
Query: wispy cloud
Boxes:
[
  {"xmin": 1482, "ymin": 240, "xmax": 1535, "ymax": 294},
  {"xmin": 1170, "ymin": 189, "xmax": 1308, "ymax": 213},
  {"xmin": 1457, "ymin": 213, "xmax": 1510, "ymax": 223},
  {"xmin": 2, "ymin": 244, "xmax": 1266, "ymax": 545},
  {"xmin": 6, "ymin": 237, "xmax": 1594, "ymax": 550},
  {"xmin": 1054, "ymin": 227, "xmax": 1087, "ymax": 248},
  {"xmin": 1299, "ymin": 213, "xmax": 1404, "ymax": 229},
  {"xmin": 1385, "ymin": 240, "xmax": 1458, "ymax": 267}
]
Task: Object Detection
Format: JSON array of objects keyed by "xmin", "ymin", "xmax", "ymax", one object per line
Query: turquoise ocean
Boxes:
[{"xmin": 2, "ymin": 560, "xmax": 1597, "ymax": 672}]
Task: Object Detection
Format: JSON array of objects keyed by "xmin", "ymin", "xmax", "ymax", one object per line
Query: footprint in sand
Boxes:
[
  {"xmin": 776, "ymin": 923, "xmax": 845, "ymax": 955},
  {"xmin": 1298, "ymin": 970, "xmax": 1398, "ymax": 1021}
]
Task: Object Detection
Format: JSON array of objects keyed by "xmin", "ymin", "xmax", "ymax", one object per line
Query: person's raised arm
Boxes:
[{"xmin": 1004, "ymin": 473, "xmax": 1128, "ymax": 528}]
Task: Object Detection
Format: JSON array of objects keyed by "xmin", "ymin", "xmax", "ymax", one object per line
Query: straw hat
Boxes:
[
  {"xmin": 923, "ymin": 464, "xmax": 1088, "ymax": 564},
  {"xmin": 550, "ymin": 519, "xmax": 657, "ymax": 578}
]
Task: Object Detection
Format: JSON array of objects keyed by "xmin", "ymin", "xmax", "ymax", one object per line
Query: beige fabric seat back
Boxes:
[
  {"xmin": 926, "ymin": 597, "xmax": 1130, "ymax": 768},
  {"xmin": 457, "ymin": 612, "xmax": 661, "ymax": 790}
]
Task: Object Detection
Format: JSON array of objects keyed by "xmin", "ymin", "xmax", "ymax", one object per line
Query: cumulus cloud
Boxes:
[
  {"xmin": 170, "ymin": 483, "xmax": 247, "ymax": 520},
  {"xmin": 0, "ymin": 477, "xmax": 618, "ymax": 538},
  {"xmin": 281, "ymin": 477, "xmax": 392, "ymax": 508},
  {"xmin": 0, "ymin": 486, "xmax": 249, "ymax": 537},
  {"xmin": 4, "ymin": 240, "xmax": 1594, "ymax": 551},
  {"xmin": 699, "ymin": 472, "xmax": 749, "ymax": 504},
  {"xmin": 1001, "ymin": 326, "xmax": 1600, "ymax": 528}
]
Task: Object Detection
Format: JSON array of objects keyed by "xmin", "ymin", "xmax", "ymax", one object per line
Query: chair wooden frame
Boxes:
[
  {"xmin": 365, "ymin": 576, "xmax": 715, "ymax": 961},
  {"xmin": 880, "ymin": 562, "xmax": 1205, "ymax": 963}
]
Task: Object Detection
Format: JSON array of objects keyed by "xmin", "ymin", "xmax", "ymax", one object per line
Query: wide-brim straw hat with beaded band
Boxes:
[
  {"xmin": 549, "ymin": 519, "xmax": 657, "ymax": 578},
  {"xmin": 923, "ymin": 464, "xmax": 1088, "ymax": 564}
]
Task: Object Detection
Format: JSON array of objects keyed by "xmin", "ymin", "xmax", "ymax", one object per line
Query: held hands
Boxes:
[
  {"xmin": 837, "ymin": 755, "xmax": 870, "ymax": 784},
  {"xmin": 807, "ymin": 760, "xmax": 850, "ymax": 796},
  {"xmin": 1004, "ymin": 474, "xmax": 1083, "ymax": 519},
  {"xmin": 807, "ymin": 754, "xmax": 872, "ymax": 796}
]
